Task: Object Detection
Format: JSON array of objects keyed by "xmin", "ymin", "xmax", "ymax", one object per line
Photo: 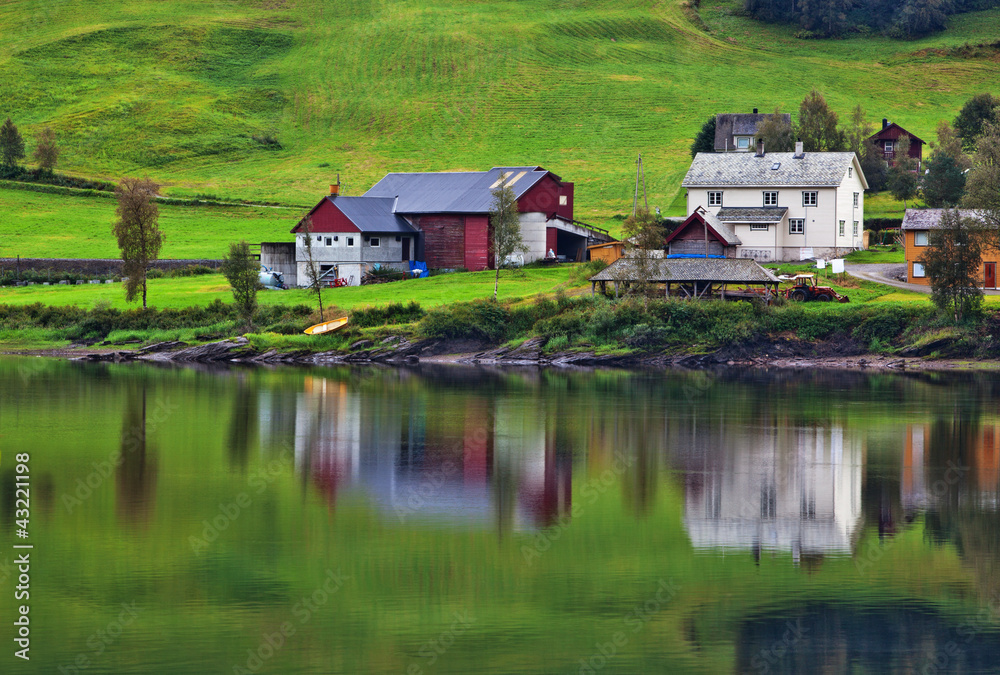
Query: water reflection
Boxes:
[{"xmin": 116, "ymin": 386, "xmax": 157, "ymax": 527}]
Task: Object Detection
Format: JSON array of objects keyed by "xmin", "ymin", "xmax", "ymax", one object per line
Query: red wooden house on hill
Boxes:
[{"xmin": 868, "ymin": 120, "xmax": 924, "ymax": 170}]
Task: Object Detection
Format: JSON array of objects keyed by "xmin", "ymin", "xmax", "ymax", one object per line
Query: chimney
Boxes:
[
  {"xmin": 794, "ymin": 141, "xmax": 804, "ymax": 159},
  {"xmin": 882, "ymin": 118, "xmax": 888, "ymax": 130},
  {"xmin": 753, "ymin": 107, "xmax": 758, "ymax": 114},
  {"xmin": 756, "ymin": 139, "xmax": 765, "ymax": 157},
  {"xmin": 330, "ymin": 173, "xmax": 340, "ymax": 196}
]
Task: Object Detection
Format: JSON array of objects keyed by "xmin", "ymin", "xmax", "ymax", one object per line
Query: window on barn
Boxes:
[
  {"xmin": 789, "ymin": 219, "xmax": 804, "ymax": 235},
  {"xmin": 708, "ymin": 191, "xmax": 723, "ymax": 207},
  {"xmin": 802, "ymin": 191, "xmax": 817, "ymax": 207},
  {"xmin": 325, "ymin": 237, "xmax": 332, "ymax": 246},
  {"xmin": 559, "ymin": 195, "xmax": 568, "ymax": 206},
  {"xmin": 347, "ymin": 237, "xmax": 354, "ymax": 246},
  {"xmin": 763, "ymin": 191, "xmax": 778, "ymax": 206},
  {"xmin": 914, "ymin": 231, "xmax": 929, "ymax": 246},
  {"xmin": 369, "ymin": 238, "xmax": 380, "ymax": 247}
]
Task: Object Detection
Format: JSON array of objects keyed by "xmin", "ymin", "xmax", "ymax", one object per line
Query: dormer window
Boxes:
[{"xmin": 736, "ymin": 137, "xmax": 751, "ymax": 150}]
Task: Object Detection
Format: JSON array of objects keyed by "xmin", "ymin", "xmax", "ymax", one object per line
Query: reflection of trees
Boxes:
[
  {"xmin": 227, "ymin": 378, "xmax": 258, "ymax": 470},
  {"xmin": 116, "ymin": 387, "xmax": 157, "ymax": 527}
]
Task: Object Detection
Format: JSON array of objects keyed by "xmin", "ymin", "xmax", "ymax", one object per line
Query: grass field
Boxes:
[
  {"xmin": 0, "ymin": 0, "xmax": 998, "ymax": 230},
  {"xmin": 0, "ymin": 266, "xmax": 581, "ymax": 311}
]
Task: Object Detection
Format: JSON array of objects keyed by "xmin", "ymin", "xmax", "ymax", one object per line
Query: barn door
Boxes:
[{"xmin": 402, "ymin": 237, "xmax": 411, "ymax": 261}]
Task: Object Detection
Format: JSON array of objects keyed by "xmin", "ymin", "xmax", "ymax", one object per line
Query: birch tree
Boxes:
[{"xmin": 112, "ymin": 177, "xmax": 163, "ymax": 308}]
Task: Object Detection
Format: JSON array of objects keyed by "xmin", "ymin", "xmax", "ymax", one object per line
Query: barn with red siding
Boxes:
[{"xmin": 278, "ymin": 167, "xmax": 610, "ymax": 285}]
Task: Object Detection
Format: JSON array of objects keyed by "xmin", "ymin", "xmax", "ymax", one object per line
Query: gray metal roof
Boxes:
[
  {"xmin": 364, "ymin": 166, "xmax": 550, "ymax": 214},
  {"xmin": 700, "ymin": 209, "xmax": 741, "ymax": 244},
  {"xmin": 714, "ymin": 113, "xmax": 790, "ymax": 151},
  {"xmin": 717, "ymin": 206, "xmax": 788, "ymax": 223},
  {"xmin": 900, "ymin": 208, "xmax": 986, "ymax": 230},
  {"xmin": 331, "ymin": 196, "xmax": 416, "ymax": 233},
  {"xmin": 589, "ymin": 257, "xmax": 780, "ymax": 283},
  {"xmin": 682, "ymin": 152, "xmax": 862, "ymax": 188}
]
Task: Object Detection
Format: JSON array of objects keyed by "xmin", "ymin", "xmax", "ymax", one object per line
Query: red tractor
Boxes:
[{"xmin": 783, "ymin": 274, "xmax": 849, "ymax": 303}]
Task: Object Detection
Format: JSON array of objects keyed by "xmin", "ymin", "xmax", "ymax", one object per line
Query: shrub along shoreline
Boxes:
[{"xmin": 2, "ymin": 294, "xmax": 997, "ymax": 364}]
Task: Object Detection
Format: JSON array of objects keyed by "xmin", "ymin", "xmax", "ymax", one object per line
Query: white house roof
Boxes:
[{"xmin": 682, "ymin": 152, "xmax": 867, "ymax": 189}]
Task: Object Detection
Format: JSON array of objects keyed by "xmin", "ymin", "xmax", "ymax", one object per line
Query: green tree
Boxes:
[
  {"xmin": 755, "ymin": 108, "xmax": 795, "ymax": 152},
  {"xmin": 799, "ymin": 0, "xmax": 850, "ymax": 35},
  {"xmin": 934, "ymin": 120, "xmax": 971, "ymax": 171},
  {"xmin": 887, "ymin": 135, "xmax": 919, "ymax": 208},
  {"xmin": 954, "ymin": 93, "xmax": 999, "ymax": 151},
  {"xmin": 299, "ymin": 217, "xmax": 325, "ymax": 321},
  {"xmin": 921, "ymin": 152, "xmax": 966, "ymax": 207},
  {"xmin": 32, "ymin": 126, "xmax": 58, "ymax": 173},
  {"xmin": 621, "ymin": 208, "xmax": 666, "ymax": 300},
  {"xmin": 796, "ymin": 90, "xmax": 845, "ymax": 152},
  {"xmin": 221, "ymin": 240, "xmax": 260, "ymax": 332},
  {"xmin": 0, "ymin": 117, "xmax": 25, "ymax": 171},
  {"xmin": 112, "ymin": 177, "xmax": 163, "ymax": 309},
  {"xmin": 961, "ymin": 121, "xmax": 1000, "ymax": 242},
  {"xmin": 844, "ymin": 105, "xmax": 874, "ymax": 158},
  {"xmin": 919, "ymin": 209, "xmax": 985, "ymax": 323},
  {"xmin": 488, "ymin": 174, "xmax": 527, "ymax": 301},
  {"xmin": 859, "ymin": 139, "xmax": 888, "ymax": 192},
  {"xmin": 690, "ymin": 116, "xmax": 716, "ymax": 157}
]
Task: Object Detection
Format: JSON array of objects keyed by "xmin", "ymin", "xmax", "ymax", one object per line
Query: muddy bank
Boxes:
[{"xmin": 45, "ymin": 333, "xmax": 992, "ymax": 372}]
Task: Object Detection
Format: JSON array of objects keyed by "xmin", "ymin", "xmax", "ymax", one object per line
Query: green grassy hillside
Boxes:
[{"xmin": 1, "ymin": 0, "xmax": 998, "ymax": 243}]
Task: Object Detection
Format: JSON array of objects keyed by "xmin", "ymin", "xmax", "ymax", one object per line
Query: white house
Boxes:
[{"xmin": 681, "ymin": 142, "xmax": 868, "ymax": 262}]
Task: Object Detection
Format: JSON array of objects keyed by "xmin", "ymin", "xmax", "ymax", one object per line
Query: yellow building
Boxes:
[{"xmin": 901, "ymin": 209, "xmax": 998, "ymax": 287}]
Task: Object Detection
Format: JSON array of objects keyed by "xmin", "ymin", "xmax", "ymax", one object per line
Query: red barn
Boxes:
[{"xmin": 869, "ymin": 120, "xmax": 924, "ymax": 171}]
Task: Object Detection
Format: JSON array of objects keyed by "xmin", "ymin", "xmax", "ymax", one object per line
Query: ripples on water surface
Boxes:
[{"xmin": 1, "ymin": 358, "xmax": 1000, "ymax": 673}]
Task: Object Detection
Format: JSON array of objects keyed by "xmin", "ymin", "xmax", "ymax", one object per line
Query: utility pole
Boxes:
[{"xmin": 632, "ymin": 153, "xmax": 648, "ymax": 216}]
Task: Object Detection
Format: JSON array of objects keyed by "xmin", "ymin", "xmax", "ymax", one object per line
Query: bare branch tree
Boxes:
[
  {"xmin": 33, "ymin": 126, "xmax": 58, "ymax": 173},
  {"xmin": 488, "ymin": 175, "xmax": 527, "ymax": 301},
  {"xmin": 299, "ymin": 217, "xmax": 325, "ymax": 320}
]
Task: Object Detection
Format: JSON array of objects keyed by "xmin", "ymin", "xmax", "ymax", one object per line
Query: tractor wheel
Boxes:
[
  {"xmin": 790, "ymin": 290, "xmax": 808, "ymax": 302},
  {"xmin": 817, "ymin": 294, "xmax": 831, "ymax": 302}
]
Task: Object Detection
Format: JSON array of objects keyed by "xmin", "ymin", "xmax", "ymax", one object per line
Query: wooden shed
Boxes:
[{"xmin": 587, "ymin": 241, "xmax": 625, "ymax": 265}]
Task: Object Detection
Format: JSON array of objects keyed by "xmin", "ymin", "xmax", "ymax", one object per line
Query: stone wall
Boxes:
[{"xmin": 0, "ymin": 258, "xmax": 222, "ymax": 276}]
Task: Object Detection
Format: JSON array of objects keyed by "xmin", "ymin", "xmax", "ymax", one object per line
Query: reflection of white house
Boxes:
[
  {"xmin": 683, "ymin": 426, "xmax": 863, "ymax": 556},
  {"xmin": 682, "ymin": 143, "xmax": 867, "ymax": 262}
]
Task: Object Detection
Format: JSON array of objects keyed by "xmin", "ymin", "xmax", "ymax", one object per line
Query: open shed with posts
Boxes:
[{"xmin": 588, "ymin": 256, "xmax": 780, "ymax": 301}]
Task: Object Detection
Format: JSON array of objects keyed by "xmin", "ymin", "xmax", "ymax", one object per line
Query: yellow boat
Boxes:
[{"xmin": 303, "ymin": 316, "xmax": 349, "ymax": 335}]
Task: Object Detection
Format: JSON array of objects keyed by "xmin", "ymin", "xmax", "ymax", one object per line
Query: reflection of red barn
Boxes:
[
  {"xmin": 518, "ymin": 436, "xmax": 572, "ymax": 527},
  {"xmin": 869, "ymin": 120, "xmax": 924, "ymax": 170}
]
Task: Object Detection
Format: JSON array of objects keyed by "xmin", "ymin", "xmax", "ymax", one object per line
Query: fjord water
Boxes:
[{"xmin": 2, "ymin": 358, "xmax": 1000, "ymax": 674}]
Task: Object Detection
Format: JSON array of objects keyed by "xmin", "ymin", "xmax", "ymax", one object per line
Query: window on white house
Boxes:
[
  {"xmin": 347, "ymin": 237, "xmax": 354, "ymax": 246},
  {"xmin": 839, "ymin": 220, "xmax": 846, "ymax": 236},
  {"xmin": 316, "ymin": 236, "xmax": 322, "ymax": 242},
  {"xmin": 913, "ymin": 262, "xmax": 926, "ymax": 278},
  {"xmin": 849, "ymin": 167, "xmax": 853, "ymax": 178},
  {"xmin": 559, "ymin": 195, "xmax": 568, "ymax": 206},
  {"xmin": 369, "ymin": 237, "xmax": 380, "ymax": 247},
  {"xmin": 763, "ymin": 191, "xmax": 778, "ymax": 206},
  {"xmin": 802, "ymin": 191, "xmax": 817, "ymax": 207},
  {"xmin": 853, "ymin": 192, "xmax": 859, "ymax": 208},
  {"xmin": 708, "ymin": 191, "xmax": 723, "ymax": 207},
  {"xmin": 914, "ymin": 231, "xmax": 929, "ymax": 246},
  {"xmin": 750, "ymin": 223, "xmax": 768, "ymax": 231},
  {"xmin": 789, "ymin": 219, "xmax": 804, "ymax": 234},
  {"xmin": 736, "ymin": 137, "xmax": 750, "ymax": 149},
  {"xmin": 853, "ymin": 221, "xmax": 859, "ymax": 236},
  {"xmin": 325, "ymin": 237, "xmax": 332, "ymax": 246}
]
